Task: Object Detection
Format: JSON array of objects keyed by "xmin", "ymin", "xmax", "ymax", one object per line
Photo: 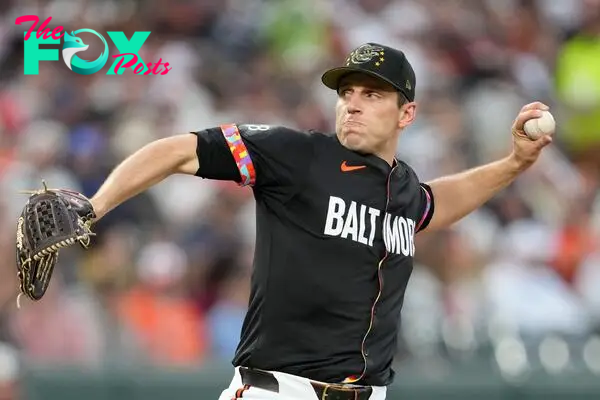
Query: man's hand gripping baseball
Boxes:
[{"xmin": 510, "ymin": 101, "xmax": 554, "ymax": 171}]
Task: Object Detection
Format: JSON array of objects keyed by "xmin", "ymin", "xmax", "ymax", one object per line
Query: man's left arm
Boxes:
[{"xmin": 421, "ymin": 101, "xmax": 554, "ymax": 232}]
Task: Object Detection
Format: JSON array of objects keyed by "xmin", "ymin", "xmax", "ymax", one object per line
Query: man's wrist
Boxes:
[
  {"xmin": 506, "ymin": 152, "xmax": 531, "ymax": 174},
  {"xmin": 89, "ymin": 197, "xmax": 106, "ymax": 220}
]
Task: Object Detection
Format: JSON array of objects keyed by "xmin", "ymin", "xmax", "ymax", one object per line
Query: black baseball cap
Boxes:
[{"xmin": 321, "ymin": 43, "xmax": 416, "ymax": 102}]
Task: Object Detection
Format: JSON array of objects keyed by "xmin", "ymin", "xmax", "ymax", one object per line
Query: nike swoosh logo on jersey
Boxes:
[{"xmin": 341, "ymin": 161, "xmax": 366, "ymax": 172}]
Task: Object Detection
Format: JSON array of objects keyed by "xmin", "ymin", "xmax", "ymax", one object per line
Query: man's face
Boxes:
[{"xmin": 335, "ymin": 72, "xmax": 416, "ymax": 156}]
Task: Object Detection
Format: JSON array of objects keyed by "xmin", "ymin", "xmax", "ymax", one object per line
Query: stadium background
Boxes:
[{"xmin": 0, "ymin": 0, "xmax": 599, "ymax": 398}]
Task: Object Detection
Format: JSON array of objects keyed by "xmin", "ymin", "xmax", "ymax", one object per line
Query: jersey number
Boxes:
[{"xmin": 246, "ymin": 124, "xmax": 270, "ymax": 131}]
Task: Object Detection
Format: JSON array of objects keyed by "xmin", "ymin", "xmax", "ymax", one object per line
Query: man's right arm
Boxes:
[{"xmin": 90, "ymin": 134, "xmax": 200, "ymax": 220}]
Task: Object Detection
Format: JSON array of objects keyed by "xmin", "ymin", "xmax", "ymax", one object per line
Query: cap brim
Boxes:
[{"xmin": 321, "ymin": 66, "xmax": 403, "ymax": 93}]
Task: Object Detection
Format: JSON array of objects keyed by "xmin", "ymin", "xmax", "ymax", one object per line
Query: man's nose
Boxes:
[{"xmin": 346, "ymin": 94, "xmax": 362, "ymax": 114}]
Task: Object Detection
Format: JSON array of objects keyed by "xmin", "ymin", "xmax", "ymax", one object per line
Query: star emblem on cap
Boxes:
[{"xmin": 348, "ymin": 44, "xmax": 385, "ymax": 64}]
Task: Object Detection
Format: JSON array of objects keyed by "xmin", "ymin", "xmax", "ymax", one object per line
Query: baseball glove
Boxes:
[{"xmin": 15, "ymin": 181, "xmax": 96, "ymax": 306}]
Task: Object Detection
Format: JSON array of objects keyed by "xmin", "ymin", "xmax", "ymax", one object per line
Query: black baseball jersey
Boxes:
[{"xmin": 193, "ymin": 124, "xmax": 434, "ymax": 387}]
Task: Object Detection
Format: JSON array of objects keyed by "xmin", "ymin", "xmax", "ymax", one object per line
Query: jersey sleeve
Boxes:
[
  {"xmin": 415, "ymin": 182, "xmax": 435, "ymax": 233},
  {"xmin": 398, "ymin": 160, "xmax": 435, "ymax": 233},
  {"xmin": 192, "ymin": 123, "xmax": 313, "ymax": 190}
]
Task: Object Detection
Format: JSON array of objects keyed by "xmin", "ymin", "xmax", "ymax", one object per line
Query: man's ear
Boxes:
[{"xmin": 398, "ymin": 102, "xmax": 417, "ymax": 130}]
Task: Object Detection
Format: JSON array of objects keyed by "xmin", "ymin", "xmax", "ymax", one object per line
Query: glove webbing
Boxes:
[{"xmin": 16, "ymin": 251, "xmax": 58, "ymax": 309}]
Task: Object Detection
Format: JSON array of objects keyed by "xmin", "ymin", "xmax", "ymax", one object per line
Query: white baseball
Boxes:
[{"xmin": 523, "ymin": 110, "xmax": 555, "ymax": 140}]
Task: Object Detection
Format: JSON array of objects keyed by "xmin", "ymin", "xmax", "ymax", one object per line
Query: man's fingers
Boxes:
[
  {"xmin": 521, "ymin": 101, "xmax": 549, "ymax": 112},
  {"xmin": 514, "ymin": 109, "xmax": 544, "ymax": 130},
  {"xmin": 539, "ymin": 135, "xmax": 553, "ymax": 148},
  {"xmin": 526, "ymin": 134, "xmax": 553, "ymax": 149}
]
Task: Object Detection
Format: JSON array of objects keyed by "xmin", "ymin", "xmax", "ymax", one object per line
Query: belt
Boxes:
[{"xmin": 239, "ymin": 367, "xmax": 373, "ymax": 400}]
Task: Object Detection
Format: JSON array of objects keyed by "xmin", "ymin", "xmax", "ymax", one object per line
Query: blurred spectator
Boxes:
[
  {"xmin": 115, "ymin": 240, "xmax": 207, "ymax": 366},
  {"xmin": 554, "ymin": 0, "xmax": 600, "ymax": 170},
  {"xmin": 482, "ymin": 220, "xmax": 591, "ymax": 336},
  {"xmin": 0, "ymin": 342, "xmax": 19, "ymax": 400},
  {"xmin": 206, "ymin": 268, "xmax": 251, "ymax": 361},
  {"xmin": 9, "ymin": 272, "xmax": 104, "ymax": 365}
]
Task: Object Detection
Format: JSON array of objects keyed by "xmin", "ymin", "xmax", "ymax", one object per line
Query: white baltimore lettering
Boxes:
[
  {"xmin": 408, "ymin": 218, "xmax": 415, "ymax": 256},
  {"xmin": 323, "ymin": 196, "xmax": 345, "ymax": 236},
  {"xmin": 382, "ymin": 213, "xmax": 416, "ymax": 256},
  {"xmin": 385, "ymin": 214, "xmax": 401, "ymax": 254},
  {"xmin": 323, "ymin": 196, "xmax": 415, "ymax": 255},
  {"xmin": 398, "ymin": 217, "xmax": 409, "ymax": 256},
  {"xmin": 324, "ymin": 196, "xmax": 379, "ymax": 248},
  {"xmin": 382, "ymin": 213, "xmax": 390, "ymax": 249},
  {"xmin": 367, "ymin": 207, "xmax": 380, "ymax": 246},
  {"xmin": 340, "ymin": 201, "xmax": 358, "ymax": 241},
  {"xmin": 357, "ymin": 204, "xmax": 369, "ymax": 245}
]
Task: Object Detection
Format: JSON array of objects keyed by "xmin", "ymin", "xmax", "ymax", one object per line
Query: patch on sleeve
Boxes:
[{"xmin": 219, "ymin": 124, "xmax": 256, "ymax": 186}]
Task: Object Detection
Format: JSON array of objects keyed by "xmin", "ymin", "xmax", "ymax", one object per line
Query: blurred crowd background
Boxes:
[{"xmin": 0, "ymin": 0, "xmax": 600, "ymax": 398}]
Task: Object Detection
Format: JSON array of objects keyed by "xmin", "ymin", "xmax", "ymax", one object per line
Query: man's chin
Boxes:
[{"xmin": 340, "ymin": 135, "xmax": 368, "ymax": 153}]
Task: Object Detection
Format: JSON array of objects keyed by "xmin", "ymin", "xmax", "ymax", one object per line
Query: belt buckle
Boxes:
[{"xmin": 320, "ymin": 383, "xmax": 359, "ymax": 400}]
